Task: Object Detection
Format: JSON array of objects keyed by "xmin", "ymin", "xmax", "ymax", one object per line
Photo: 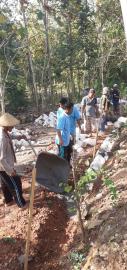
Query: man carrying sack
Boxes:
[{"xmin": 0, "ymin": 113, "xmax": 27, "ymax": 208}]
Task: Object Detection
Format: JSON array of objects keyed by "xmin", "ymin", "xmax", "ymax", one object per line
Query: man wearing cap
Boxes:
[
  {"xmin": 0, "ymin": 113, "xmax": 27, "ymax": 208},
  {"xmin": 99, "ymin": 87, "xmax": 111, "ymax": 134},
  {"xmin": 81, "ymin": 89, "xmax": 98, "ymax": 135}
]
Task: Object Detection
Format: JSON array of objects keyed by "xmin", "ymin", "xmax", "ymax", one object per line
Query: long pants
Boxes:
[
  {"xmin": 99, "ymin": 115, "xmax": 108, "ymax": 132},
  {"xmin": 113, "ymin": 102, "xmax": 119, "ymax": 116},
  {"xmin": 57, "ymin": 139, "xmax": 74, "ymax": 164},
  {"xmin": 85, "ymin": 116, "xmax": 96, "ymax": 133},
  {"xmin": 0, "ymin": 171, "xmax": 26, "ymax": 208}
]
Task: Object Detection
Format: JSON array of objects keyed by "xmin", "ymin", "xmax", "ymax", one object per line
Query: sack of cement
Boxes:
[
  {"xmin": 100, "ymin": 137, "xmax": 115, "ymax": 152},
  {"xmin": 114, "ymin": 117, "xmax": 127, "ymax": 128},
  {"xmin": 90, "ymin": 153, "xmax": 108, "ymax": 171},
  {"xmin": 48, "ymin": 112, "xmax": 57, "ymax": 128},
  {"xmin": 34, "ymin": 115, "xmax": 43, "ymax": 125},
  {"xmin": 82, "ymin": 138, "xmax": 96, "ymax": 147}
]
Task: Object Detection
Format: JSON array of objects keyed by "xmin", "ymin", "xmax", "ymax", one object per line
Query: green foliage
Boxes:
[
  {"xmin": 68, "ymin": 206, "xmax": 76, "ymax": 214},
  {"xmin": 6, "ymin": 81, "xmax": 28, "ymax": 112},
  {"xmin": 0, "ymin": 0, "xmax": 127, "ymax": 112},
  {"xmin": 78, "ymin": 169, "xmax": 97, "ymax": 190},
  {"xmin": 103, "ymin": 177, "xmax": 118, "ymax": 201},
  {"xmin": 59, "ymin": 182, "xmax": 73, "ymax": 193},
  {"xmin": 68, "ymin": 251, "xmax": 85, "ymax": 270},
  {"xmin": 64, "ymin": 184, "xmax": 73, "ymax": 193},
  {"xmin": 36, "ymin": 10, "xmax": 44, "ymax": 20},
  {"xmin": 77, "ymin": 167, "xmax": 118, "ymax": 202},
  {"xmin": 2, "ymin": 236, "xmax": 16, "ymax": 244}
]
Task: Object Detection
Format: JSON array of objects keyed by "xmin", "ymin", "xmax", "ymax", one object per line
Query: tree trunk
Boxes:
[
  {"xmin": 100, "ymin": 34, "xmax": 104, "ymax": 88},
  {"xmin": 20, "ymin": 1, "xmax": 39, "ymax": 111},
  {"xmin": 67, "ymin": 17, "xmax": 75, "ymax": 95},
  {"xmin": 0, "ymin": 64, "xmax": 5, "ymax": 114},
  {"xmin": 119, "ymin": 0, "xmax": 127, "ymax": 49},
  {"xmin": 42, "ymin": 0, "xmax": 53, "ymax": 104}
]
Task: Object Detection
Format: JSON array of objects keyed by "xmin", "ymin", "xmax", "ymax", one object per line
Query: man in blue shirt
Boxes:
[
  {"xmin": 56, "ymin": 101, "xmax": 73, "ymax": 163},
  {"xmin": 57, "ymin": 97, "xmax": 68, "ymax": 120},
  {"xmin": 57, "ymin": 97, "xmax": 82, "ymax": 139}
]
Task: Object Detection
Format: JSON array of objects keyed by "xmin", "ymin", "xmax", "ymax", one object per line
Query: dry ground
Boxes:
[{"xmin": 0, "ymin": 125, "xmax": 127, "ymax": 270}]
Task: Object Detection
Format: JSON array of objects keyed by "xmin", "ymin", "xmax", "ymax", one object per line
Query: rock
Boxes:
[
  {"xmin": 117, "ymin": 149, "xmax": 127, "ymax": 155},
  {"xmin": 18, "ymin": 254, "xmax": 25, "ymax": 265},
  {"xmin": 80, "ymin": 202, "xmax": 88, "ymax": 220},
  {"xmin": 86, "ymin": 183, "xmax": 94, "ymax": 191},
  {"xmin": 20, "ymin": 146, "xmax": 26, "ymax": 151},
  {"xmin": 18, "ymin": 254, "xmax": 32, "ymax": 265},
  {"xmin": 96, "ymin": 193, "xmax": 103, "ymax": 200},
  {"xmin": 87, "ymin": 219, "xmax": 103, "ymax": 229}
]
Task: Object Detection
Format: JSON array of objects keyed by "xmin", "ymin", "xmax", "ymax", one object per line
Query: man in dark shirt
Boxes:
[
  {"xmin": 111, "ymin": 84, "xmax": 120, "ymax": 116},
  {"xmin": 81, "ymin": 89, "xmax": 98, "ymax": 135}
]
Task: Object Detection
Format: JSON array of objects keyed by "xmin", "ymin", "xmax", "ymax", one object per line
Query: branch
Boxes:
[{"xmin": 0, "ymin": 33, "xmax": 13, "ymax": 49}]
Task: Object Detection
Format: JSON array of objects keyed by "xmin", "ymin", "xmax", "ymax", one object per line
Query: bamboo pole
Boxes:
[
  {"xmin": 24, "ymin": 167, "xmax": 36, "ymax": 270},
  {"xmin": 72, "ymin": 149, "xmax": 85, "ymax": 243},
  {"xmin": 92, "ymin": 118, "xmax": 100, "ymax": 159}
]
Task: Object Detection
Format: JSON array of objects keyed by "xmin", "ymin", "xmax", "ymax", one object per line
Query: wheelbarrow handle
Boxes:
[{"xmin": 26, "ymin": 139, "xmax": 37, "ymax": 157}]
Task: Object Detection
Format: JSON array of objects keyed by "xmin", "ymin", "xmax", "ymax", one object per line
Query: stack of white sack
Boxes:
[
  {"xmin": 100, "ymin": 136, "xmax": 116, "ymax": 152},
  {"xmin": 48, "ymin": 112, "xmax": 57, "ymax": 128},
  {"xmin": 90, "ymin": 153, "xmax": 108, "ymax": 171},
  {"xmin": 34, "ymin": 115, "xmax": 44, "ymax": 125},
  {"xmin": 11, "ymin": 127, "xmax": 31, "ymax": 137},
  {"xmin": 74, "ymin": 128, "xmax": 96, "ymax": 155},
  {"xmin": 114, "ymin": 116, "xmax": 127, "ymax": 128},
  {"xmin": 119, "ymin": 99, "xmax": 127, "ymax": 105},
  {"xmin": 34, "ymin": 112, "xmax": 57, "ymax": 128},
  {"xmin": 11, "ymin": 127, "xmax": 34, "ymax": 151},
  {"xmin": 90, "ymin": 135, "xmax": 116, "ymax": 171}
]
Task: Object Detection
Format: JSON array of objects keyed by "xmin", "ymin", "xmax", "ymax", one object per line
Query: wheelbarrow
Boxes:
[
  {"xmin": 36, "ymin": 151, "xmax": 70, "ymax": 193},
  {"xmin": 24, "ymin": 151, "xmax": 70, "ymax": 270}
]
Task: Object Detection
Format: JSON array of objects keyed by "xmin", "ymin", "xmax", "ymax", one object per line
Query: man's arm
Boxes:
[
  {"xmin": 77, "ymin": 119, "xmax": 82, "ymax": 132},
  {"xmin": 56, "ymin": 115, "xmax": 65, "ymax": 145},
  {"xmin": 56, "ymin": 129, "xmax": 63, "ymax": 145},
  {"xmin": 81, "ymin": 104, "xmax": 86, "ymax": 119},
  {"xmin": 94, "ymin": 98, "xmax": 99, "ymax": 117},
  {"xmin": 0, "ymin": 137, "xmax": 14, "ymax": 176}
]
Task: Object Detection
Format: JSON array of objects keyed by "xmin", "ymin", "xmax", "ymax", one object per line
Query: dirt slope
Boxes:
[{"xmin": 0, "ymin": 126, "xmax": 127, "ymax": 270}]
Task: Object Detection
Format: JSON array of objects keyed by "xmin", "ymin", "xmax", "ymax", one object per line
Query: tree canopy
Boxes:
[{"xmin": 0, "ymin": 0, "xmax": 126, "ymax": 113}]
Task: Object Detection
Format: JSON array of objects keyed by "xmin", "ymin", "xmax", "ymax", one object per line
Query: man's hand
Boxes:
[
  {"xmin": 59, "ymin": 138, "xmax": 64, "ymax": 146},
  {"xmin": 11, "ymin": 169, "xmax": 16, "ymax": 177},
  {"xmin": 17, "ymin": 134, "xmax": 27, "ymax": 141},
  {"xmin": 80, "ymin": 129, "xmax": 84, "ymax": 134}
]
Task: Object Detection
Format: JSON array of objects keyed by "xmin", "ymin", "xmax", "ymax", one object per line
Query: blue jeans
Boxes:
[{"xmin": 99, "ymin": 115, "xmax": 108, "ymax": 132}]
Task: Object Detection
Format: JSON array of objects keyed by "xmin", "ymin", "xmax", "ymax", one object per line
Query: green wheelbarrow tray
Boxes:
[{"xmin": 35, "ymin": 152, "xmax": 70, "ymax": 193}]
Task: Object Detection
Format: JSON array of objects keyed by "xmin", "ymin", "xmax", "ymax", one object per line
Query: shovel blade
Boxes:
[{"xmin": 36, "ymin": 152, "xmax": 70, "ymax": 193}]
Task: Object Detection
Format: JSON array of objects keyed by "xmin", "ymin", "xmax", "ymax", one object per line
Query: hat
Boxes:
[
  {"xmin": 113, "ymin": 84, "xmax": 118, "ymax": 88},
  {"xmin": 0, "ymin": 113, "xmax": 20, "ymax": 127},
  {"xmin": 103, "ymin": 87, "xmax": 109, "ymax": 95}
]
